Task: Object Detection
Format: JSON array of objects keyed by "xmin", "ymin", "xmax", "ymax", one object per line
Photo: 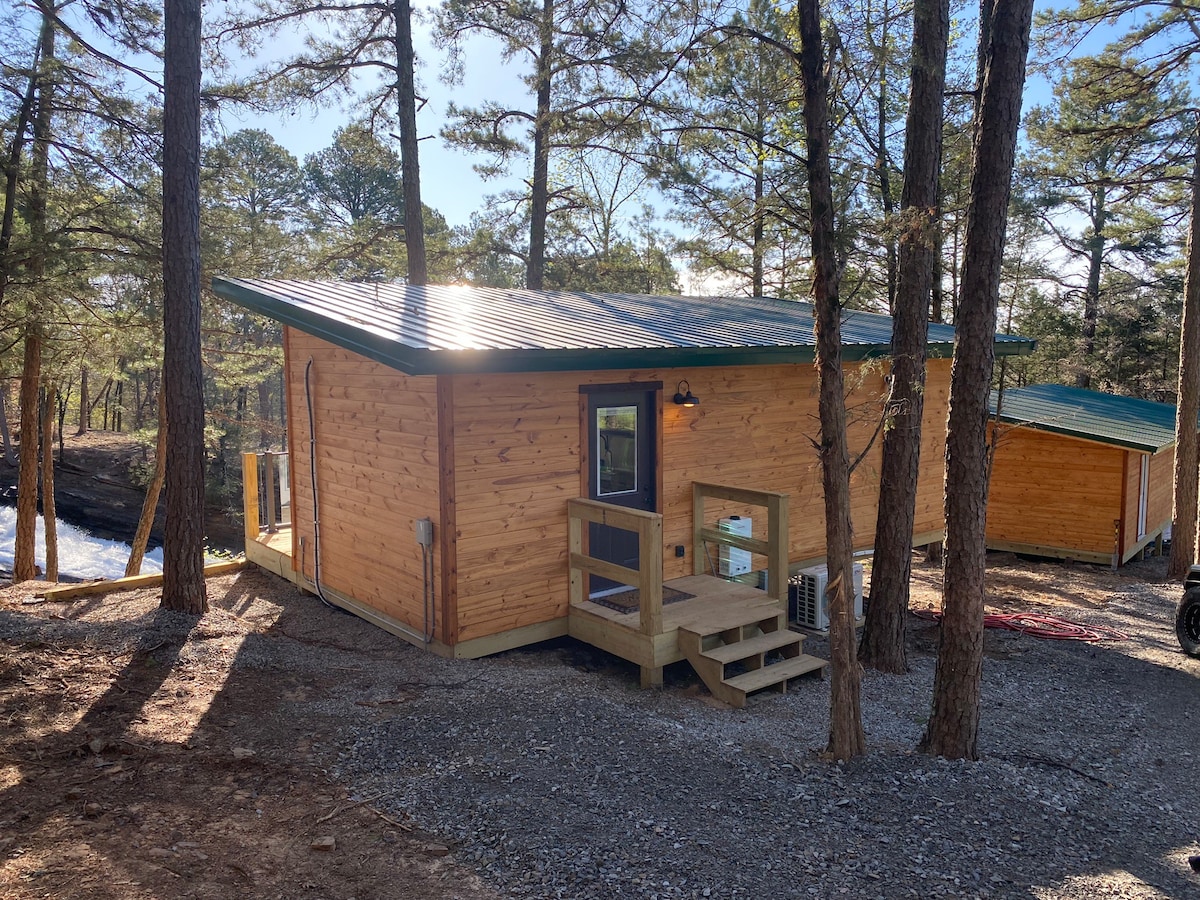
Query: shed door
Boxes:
[{"xmin": 587, "ymin": 388, "xmax": 657, "ymax": 596}]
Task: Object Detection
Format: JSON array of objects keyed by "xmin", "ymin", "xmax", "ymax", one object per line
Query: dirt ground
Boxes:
[
  {"xmin": 0, "ymin": 551, "xmax": 1178, "ymax": 900},
  {"xmin": 0, "ymin": 568, "xmax": 501, "ymax": 900}
]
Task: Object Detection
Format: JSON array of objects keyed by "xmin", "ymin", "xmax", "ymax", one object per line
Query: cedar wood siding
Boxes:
[
  {"xmin": 1146, "ymin": 447, "xmax": 1174, "ymax": 538},
  {"xmin": 285, "ymin": 329, "xmax": 443, "ymax": 639},
  {"xmin": 1119, "ymin": 446, "xmax": 1173, "ymax": 559},
  {"xmin": 987, "ymin": 426, "xmax": 1126, "ymax": 558},
  {"xmin": 451, "ymin": 358, "xmax": 952, "ymax": 643}
]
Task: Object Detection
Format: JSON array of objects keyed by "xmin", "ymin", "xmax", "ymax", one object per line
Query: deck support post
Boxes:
[{"xmin": 640, "ymin": 665, "xmax": 663, "ymax": 689}]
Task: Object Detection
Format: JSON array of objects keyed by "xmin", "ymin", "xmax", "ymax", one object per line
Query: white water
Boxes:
[{"xmin": 0, "ymin": 506, "xmax": 163, "ymax": 581}]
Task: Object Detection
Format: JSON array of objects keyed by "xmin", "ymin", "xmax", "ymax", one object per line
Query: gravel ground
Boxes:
[
  {"xmin": 329, "ymin": 567, "xmax": 1200, "ymax": 900},
  {"xmin": 3, "ymin": 559, "xmax": 1198, "ymax": 899}
]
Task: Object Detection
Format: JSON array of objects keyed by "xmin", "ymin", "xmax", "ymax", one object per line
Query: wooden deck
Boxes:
[
  {"xmin": 569, "ymin": 574, "xmax": 783, "ymax": 667},
  {"xmin": 567, "ymin": 490, "xmax": 829, "ymax": 702}
]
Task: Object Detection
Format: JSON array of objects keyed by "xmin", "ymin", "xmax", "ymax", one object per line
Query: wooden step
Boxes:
[
  {"xmin": 722, "ymin": 653, "xmax": 828, "ymax": 706},
  {"xmin": 674, "ymin": 603, "xmax": 784, "ymax": 636},
  {"xmin": 701, "ymin": 628, "xmax": 802, "ymax": 665}
]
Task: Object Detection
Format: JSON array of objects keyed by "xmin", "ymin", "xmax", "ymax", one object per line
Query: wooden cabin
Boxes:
[
  {"xmin": 216, "ymin": 278, "xmax": 1033, "ymax": 702},
  {"xmin": 987, "ymin": 384, "xmax": 1181, "ymax": 567}
]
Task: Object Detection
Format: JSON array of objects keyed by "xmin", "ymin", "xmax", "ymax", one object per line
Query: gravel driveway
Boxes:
[{"xmin": 332, "ymin": 565, "xmax": 1200, "ymax": 900}]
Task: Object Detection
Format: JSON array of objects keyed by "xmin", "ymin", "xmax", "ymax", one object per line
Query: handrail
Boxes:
[
  {"xmin": 567, "ymin": 498, "xmax": 665, "ymax": 637},
  {"xmin": 692, "ymin": 481, "xmax": 790, "ymax": 608}
]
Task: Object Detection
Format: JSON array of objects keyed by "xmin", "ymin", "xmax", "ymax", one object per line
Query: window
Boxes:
[{"xmin": 596, "ymin": 405, "xmax": 638, "ymax": 496}]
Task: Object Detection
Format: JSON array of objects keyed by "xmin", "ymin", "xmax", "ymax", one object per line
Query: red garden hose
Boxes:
[{"xmin": 912, "ymin": 609, "xmax": 1129, "ymax": 642}]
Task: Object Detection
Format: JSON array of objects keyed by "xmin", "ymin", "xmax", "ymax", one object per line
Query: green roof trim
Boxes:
[
  {"xmin": 991, "ymin": 384, "xmax": 1183, "ymax": 454},
  {"xmin": 212, "ymin": 277, "xmax": 1036, "ymax": 376}
]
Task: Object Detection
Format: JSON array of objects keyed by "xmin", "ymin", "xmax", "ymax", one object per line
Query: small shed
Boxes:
[
  {"xmin": 987, "ymin": 384, "xmax": 1180, "ymax": 566},
  {"xmin": 216, "ymin": 278, "xmax": 1032, "ymax": 697}
]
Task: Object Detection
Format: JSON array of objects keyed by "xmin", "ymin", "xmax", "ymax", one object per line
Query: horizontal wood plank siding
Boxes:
[
  {"xmin": 1147, "ymin": 447, "xmax": 1174, "ymax": 533},
  {"xmin": 285, "ymin": 329, "xmax": 442, "ymax": 638},
  {"xmin": 987, "ymin": 425, "xmax": 1124, "ymax": 556},
  {"xmin": 452, "ymin": 360, "xmax": 952, "ymax": 642}
]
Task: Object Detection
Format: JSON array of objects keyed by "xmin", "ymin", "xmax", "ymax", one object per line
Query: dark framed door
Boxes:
[{"xmin": 586, "ymin": 387, "xmax": 658, "ymax": 595}]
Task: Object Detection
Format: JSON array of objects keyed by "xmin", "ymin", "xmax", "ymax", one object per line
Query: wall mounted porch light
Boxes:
[{"xmin": 673, "ymin": 380, "xmax": 700, "ymax": 408}]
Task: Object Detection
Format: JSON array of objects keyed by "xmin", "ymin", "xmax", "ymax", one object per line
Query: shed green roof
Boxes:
[
  {"xmin": 212, "ymin": 277, "xmax": 1035, "ymax": 376},
  {"xmin": 990, "ymin": 384, "xmax": 1182, "ymax": 453}
]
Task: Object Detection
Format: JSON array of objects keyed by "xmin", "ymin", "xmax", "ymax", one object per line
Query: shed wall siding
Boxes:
[
  {"xmin": 285, "ymin": 329, "xmax": 442, "ymax": 637},
  {"xmin": 1147, "ymin": 447, "xmax": 1174, "ymax": 533},
  {"xmin": 986, "ymin": 427, "xmax": 1123, "ymax": 556},
  {"xmin": 452, "ymin": 359, "xmax": 952, "ymax": 642}
]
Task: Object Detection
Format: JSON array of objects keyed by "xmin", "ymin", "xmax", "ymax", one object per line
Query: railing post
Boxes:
[
  {"xmin": 768, "ymin": 493, "xmax": 789, "ymax": 610},
  {"xmin": 263, "ymin": 450, "xmax": 277, "ymax": 533},
  {"xmin": 639, "ymin": 513, "xmax": 664, "ymax": 637},
  {"xmin": 692, "ymin": 482, "xmax": 705, "ymax": 576},
  {"xmin": 242, "ymin": 452, "xmax": 260, "ymax": 543}
]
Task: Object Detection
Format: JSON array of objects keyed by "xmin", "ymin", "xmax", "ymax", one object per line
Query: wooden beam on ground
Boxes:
[{"xmin": 35, "ymin": 560, "xmax": 246, "ymax": 601}]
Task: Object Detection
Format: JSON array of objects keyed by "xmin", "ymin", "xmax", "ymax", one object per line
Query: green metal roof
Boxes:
[
  {"xmin": 212, "ymin": 277, "xmax": 1036, "ymax": 376},
  {"xmin": 990, "ymin": 384, "xmax": 1182, "ymax": 453}
]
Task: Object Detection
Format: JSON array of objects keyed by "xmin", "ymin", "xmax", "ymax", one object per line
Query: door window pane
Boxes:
[{"xmin": 597, "ymin": 405, "xmax": 637, "ymax": 496}]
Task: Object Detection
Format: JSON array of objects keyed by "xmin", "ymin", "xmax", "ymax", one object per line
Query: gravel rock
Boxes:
[{"xmin": 327, "ymin": 570, "xmax": 1199, "ymax": 900}]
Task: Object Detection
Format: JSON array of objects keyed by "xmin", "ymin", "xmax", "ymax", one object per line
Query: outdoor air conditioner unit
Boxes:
[
  {"xmin": 718, "ymin": 515, "xmax": 752, "ymax": 577},
  {"xmin": 791, "ymin": 562, "xmax": 864, "ymax": 631}
]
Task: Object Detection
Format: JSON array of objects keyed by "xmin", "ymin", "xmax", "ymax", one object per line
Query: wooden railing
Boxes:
[
  {"xmin": 692, "ymin": 482, "xmax": 790, "ymax": 609},
  {"xmin": 242, "ymin": 451, "xmax": 292, "ymax": 542},
  {"xmin": 567, "ymin": 498, "xmax": 665, "ymax": 636}
]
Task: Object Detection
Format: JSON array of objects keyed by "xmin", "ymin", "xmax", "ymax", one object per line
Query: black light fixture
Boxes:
[{"xmin": 673, "ymin": 380, "xmax": 700, "ymax": 408}]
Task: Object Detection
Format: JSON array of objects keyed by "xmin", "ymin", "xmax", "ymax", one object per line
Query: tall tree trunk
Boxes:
[
  {"xmin": 861, "ymin": 0, "xmax": 949, "ymax": 674},
  {"xmin": 40, "ymin": 384, "xmax": 56, "ymax": 583},
  {"xmin": 161, "ymin": 0, "xmax": 208, "ymax": 613},
  {"xmin": 0, "ymin": 25, "xmax": 43, "ymax": 319},
  {"xmin": 77, "ymin": 365, "xmax": 89, "ymax": 435},
  {"xmin": 13, "ymin": 334, "xmax": 41, "ymax": 582},
  {"xmin": 0, "ymin": 390, "xmax": 16, "ymax": 467},
  {"xmin": 1167, "ymin": 125, "xmax": 1200, "ymax": 581},
  {"xmin": 876, "ymin": 8, "xmax": 897, "ymax": 315},
  {"xmin": 921, "ymin": 0, "xmax": 1033, "ymax": 761},
  {"xmin": 393, "ymin": 0, "xmax": 427, "ymax": 285},
  {"xmin": 1076, "ymin": 184, "xmax": 1107, "ymax": 390},
  {"xmin": 797, "ymin": 0, "xmax": 865, "ymax": 762},
  {"xmin": 526, "ymin": 0, "xmax": 554, "ymax": 290},
  {"xmin": 13, "ymin": 6, "xmax": 54, "ymax": 584},
  {"xmin": 127, "ymin": 390, "xmax": 167, "ymax": 577}
]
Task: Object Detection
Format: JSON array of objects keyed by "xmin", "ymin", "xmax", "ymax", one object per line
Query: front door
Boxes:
[{"xmin": 586, "ymin": 387, "xmax": 657, "ymax": 596}]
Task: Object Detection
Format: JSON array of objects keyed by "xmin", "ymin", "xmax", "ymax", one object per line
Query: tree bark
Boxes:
[
  {"xmin": 40, "ymin": 384, "xmax": 56, "ymax": 583},
  {"xmin": 127, "ymin": 390, "xmax": 167, "ymax": 577},
  {"xmin": 393, "ymin": 0, "xmax": 427, "ymax": 285},
  {"xmin": 77, "ymin": 365, "xmax": 90, "ymax": 435},
  {"xmin": 1076, "ymin": 181, "xmax": 1107, "ymax": 390},
  {"xmin": 0, "ymin": 23, "xmax": 43, "ymax": 319},
  {"xmin": 526, "ymin": 0, "xmax": 554, "ymax": 290},
  {"xmin": 861, "ymin": 0, "xmax": 949, "ymax": 675},
  {"xmin": 13, "ymin": 5, "xmax": 54, "ymax": 584},
  {"xmin": 13, "ymin": 333, "xmax": 41, "ymax": 582},
  {"xmin": 161, "ymin": 0, "xmax": 208, "ymax": 613},
  {"xmin": 921, "ymin": 0, "xmax": 1033, "ymax": 761},
  {"xmin": 797, "ymin": 0, "xmax": 865, "ymax": 762},
  {"xmin": 1167, "ymin": 125, "xmax": 1200, "ymax": 581}
]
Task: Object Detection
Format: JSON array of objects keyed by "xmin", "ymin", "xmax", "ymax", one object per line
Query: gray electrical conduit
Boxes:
[{"xmin": 304, "ymin": 357, "xmax": 434, "ymax": 644}]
